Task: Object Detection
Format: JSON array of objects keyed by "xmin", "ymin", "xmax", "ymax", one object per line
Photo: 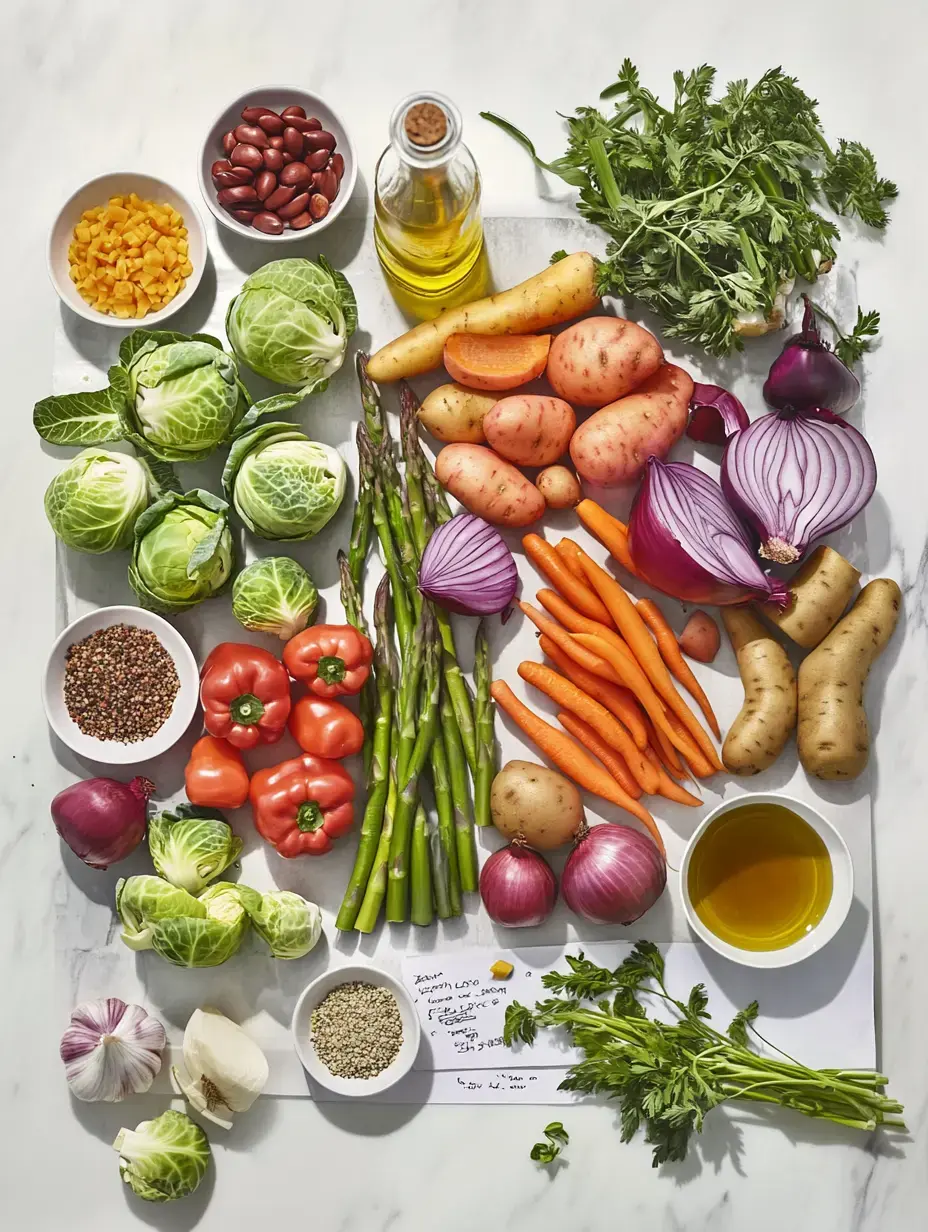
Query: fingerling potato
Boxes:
[
  {"xmin": 547, "ymin": 316, "xmax": 664, "ymax": 407},
  {"xmin": 435, "ymin": 443, "xmax": 545, "ymax": 527},
  {"xmin": 483, "ymin": 395, "xmax": 576, "ymax": 466}
]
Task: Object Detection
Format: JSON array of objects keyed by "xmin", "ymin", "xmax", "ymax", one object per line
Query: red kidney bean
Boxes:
[
  {"xmin": 287, "ymin": 211, "xmax": 313, "ymax": 230},
  {"xmin": 264, "ymin": 184, "xmax": 297, "ymax": 212},
  {"xmin": 235, "ymin": 123, "xmax": 269, "ymax": 149},
  {"xmin": 222, "ymin": 130, "xmax": 237, "ymax": 155},
  {"xmin": 228, "ymin": 166, "xmax": 255, "ymax": 184},
  {"xmin": 280, "ymin": 161, "xmax": 312, "ymax": 189},
  {"xmin": 213, "ymin": 169, "xmax": 249, "ymax": 190},
  {"xmin": 255, "ymin": 170, "xmax": 277, "ymax": 201},
  {"xmin": 282, "ymin": 126, "xmax": 304, "ymax": 158},
  {"xmin": 289, "ymin": 115, "xmax": 323, "ymax": 134},
  {"xmin": 242, "ymin": 105, "xmax": 276, "ymax": 124},
  {"xmin": 263, "ymin": 148, "xmax": 284, "ymax": 172},
  {"xmin": 269, "ymin": 135, "xmax": 284, "ymax": 150},
  {"xmin": 253, "ymin": 211, "xmax": 285, "ymax": 235},
  {"xmin": 211, "ymin": 159, "xmax": 233, "ymax": 176},
  {"xmin": 309, "ymin": 193, "xmax": 330, "ymax": 220},
  {"xmin": 304, "ymin": 148, "xmax": 330, "ymax": 171},
  {"xmin": 313, "ymin": 168, "xmax": 338, "ymax": 202},
  {"xmin": 280, "ymin": 104, "xmax": 306, "ymax": 120},
  {"xmin": 281, "ymin": 152, "xmax": 295, "ymax": 164},
  {"xmin": 231, "ymin": 208, "xmax": 257, "ymax": 226},
  {"xmin": 231, "ymin": 143, "xmax": 264, "ymax": 170},
  {"xmin": 330, "ymin": 152, "xmax": 345, "ymax": 182},
  {"xmin": 218, "ymin": 184, "xmax": 259, "ymax": 206},
  {"xmin": 305, "ymin": 116, "xmax": 323, "ymax": 131},
  {"xmin": 303, "ymin": 130, "xmax": 336, "ymax": 152},
  {"xmin": 256, "ymin": 112, "xmax": 285, "ymax": 136},
  {"xmin": 277, "ymin": 192, "xmax": 310, "ymax": 220}
]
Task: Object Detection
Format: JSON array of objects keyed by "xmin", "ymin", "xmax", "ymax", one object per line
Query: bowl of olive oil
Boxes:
[{"xmin": 680, "ymin": 793, "xmax": 853, "ymax": 969}]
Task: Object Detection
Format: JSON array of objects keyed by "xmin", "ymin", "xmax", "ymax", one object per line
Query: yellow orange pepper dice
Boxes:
[{"xmin": 68, "ymin": 194, "xmax": 194, "ymax": 318}]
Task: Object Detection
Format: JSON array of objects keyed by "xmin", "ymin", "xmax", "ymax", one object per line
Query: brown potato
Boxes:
[
  {"xmin": 418, "ymin": 383, "xmax": 497, "ymax": 443},
  {"xmin": 483, "ymin": 395, "xmax": 576, "ymax": 466},
  {"xmin": 435, "ymin": 444, "xmax": 545, "ymax": 527},
  {"xmin": 722, "ymin": 608, "xmax": 797, "ymax": 775},
  {"xmin": 547, "ymin": 316, "xmax": 663, "ymax": 407},
  {"xmin": 535, "ymin": 466, "xmax": 581, "ymax": 510},
  {"xmin": 490, "ymin": 760, "xmax": 584, "ymax": 849}
]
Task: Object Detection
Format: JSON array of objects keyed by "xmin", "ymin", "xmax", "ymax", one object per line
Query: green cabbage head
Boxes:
[
  {"xmin": 147, "ymin": 805, "xmax": 243, "ymax": 895},
  {"xmin": 232, "ymin": 556, "xmax": 318, "ymax": 640},
  {"xmin": 115, "ymin": 876, "xmax": 249, "ymax": 968},
  {"xmin": 113, "ymin": 1109, "xmax": 210, "ymax": 1203},
  {"xmin": 129, "ymin": 488, "xmax": 233, "ymax": 613},
  {"xmin": 225, "ymin": 257, "xmax": 357, "ymax": 390},
  {"xmin": 223, "ymin": 423, "xmax": 346, "ymax": 541},
  {"xmin": 44, "ymin": 447, "xmax": 155, "ymax": 553}
]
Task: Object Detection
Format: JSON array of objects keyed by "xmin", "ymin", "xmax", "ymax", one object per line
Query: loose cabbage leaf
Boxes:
[{"xmin": 33, "ymin": 387, "xmax": 123, "ymax": 445}]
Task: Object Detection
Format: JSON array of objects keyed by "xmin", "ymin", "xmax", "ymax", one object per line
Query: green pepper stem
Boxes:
[
  {"xmin": 228, "ymin": 693, "xmax": 265, "ymax": 726},
  {"xmin": 316, "ymin": 655, "xmax": 346, "ymax": 685}
]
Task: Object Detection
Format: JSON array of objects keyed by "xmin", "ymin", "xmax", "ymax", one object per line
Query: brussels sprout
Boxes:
[
  {"xmin": 113, "ymin": 1109, "xmax": 210, "ymax": 1203},
  {"xmin": 232, "ymin": 556, "xmax": 318, "ymax": 640},
  {"xmin": 223, "ymin": 423, "xmax": 346, "ymax": 542},
  {"xmin": 225, "ymin": 257, "xmax": 357, "ymax": 390},
  {"xmin": 44, "ymin": 448, "xmax": 156, "ymax": 554},
  {"xmin": 148, "ymin": 805, "xmax": 243, "ymax": 895},
  {"xmin": 243, "ymin": 889, "xmax": 322, "ymax": 959},
  {"xmin": 33, "ymin": 328, "xmax": 300, "ymax": 463},
  {"xmin": 115, "ymin": 875, "xmax": 206, "ymax": 952},
  {"xmin": 116, "ymin": 876, "xmax": 250, "ymax": 968},
  {"xmin": 129, "ymin": 488, "xmax": 233, "ymax": 613}
]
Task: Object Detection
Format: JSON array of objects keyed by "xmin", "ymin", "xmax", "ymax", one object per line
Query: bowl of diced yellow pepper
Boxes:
[{"xmin": 48, "ymin": 173, "xmax": 206, "ymax": 326}]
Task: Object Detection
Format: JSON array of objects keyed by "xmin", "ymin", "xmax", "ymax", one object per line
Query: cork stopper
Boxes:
[{"xmin": 404, "ymin": 102, "xmax": 447, "ymax": 147}]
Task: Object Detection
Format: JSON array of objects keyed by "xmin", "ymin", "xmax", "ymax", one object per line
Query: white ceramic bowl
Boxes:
[
  {"xmin": 47, "ymin": 172, "xmax": 206, "ymax": 328},
  {"xmin": 43, "ymin": 605, "xmax": 199, "ymax": 765},
  {"xmin": 199, "ymin": 87, "xmax": 357, "ymax": 243},
  {"xmin": 291, "ymin": 964, "xmax": 420, "ymax": 1097},
  {"xmin": 680, "ymin": 792, "xmax": 854, "ymax": 970}
]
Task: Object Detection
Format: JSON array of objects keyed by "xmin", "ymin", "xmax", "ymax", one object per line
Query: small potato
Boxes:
[
  {"xmin": 679, "ymin": 610, "xmax": 720, "ymax": 663},
  {"xmin": 535, "ymin": 465, "xmax": 581, "ymax": 510},
  {"xmin": 435, "ymin": 443, "xmax": 545, "ymax": 527},
  {"xmin": 483, "ymin": 394, "xmax": 576, "ymax": 467},
  {"xmin": 569, "ymin": 363, "xmax": 694, "ymax": 487},
  {"xmin": 418, "ymin": 383, "xmax": 497, "ymax": 443},
  {"xmin": 490, "ymin": 759, "xmax": 584, "ymax": 850},
  {"xmin": 547, "ymin": 316, "xmax": 664, "ymax": 407},
  {"xmin": 722, "ymin": 609, "xmax": 797, "ymax": 775}
]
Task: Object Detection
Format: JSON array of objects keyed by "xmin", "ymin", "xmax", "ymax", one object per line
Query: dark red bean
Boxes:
[
  {"xmin": 256, "ymin": 112, "xmax": 285, "ymax": 136},
  {"xmin": 269, "ymin": 135, "xmax": 285, "ymax": 150},
  {"xmin": 242, "ymin": 105, "xmax": 277, "ymax": 124},
  {"xmin": 287, "ymin": 211, "xmax": 313, "ymax": 230},
  {"xmin": 253, "ymin": 211, "xmax": 285, "ymax": 235},
  {"xmin": 231, "ymin": 143, "xmax": 264, "ymax": 170},
  {"xmin": 235, "ymin": 123, "xmax": 269, "ymax": 149},
  {"xmin": 303, "ymin": 130, "xmax": 336, "ymax": 152},
  {"xmin": 280, "ymin": 104, "xmax": 306, "ymax": 120},
  {"xmin": 280, "ymin": 162, "xmax": 312, "ymax": 189},
  {"xmin": 309, "ymin": 193, "xmax": 330, "ymax": 220},
  {"xmin": 213, "ymin": 170, "xmax": 249, "ymax": 190},
  {"xmin": 330, "ymin": 152, "xmax": 345, "ymax": 182},
  {"xmin": 289, "ymin": 115, "xmax": 324, "ymax": 134},
  {"xmin": 264, "ymin": 184, "xmax": 297, "ymax": 212},
  {"xmin": 304, "ymin": 148, "xmax": 330, "ymax": 171},
  {"xmin": 217, "ymin": 185, "xmax": 259, "ymax": 206},
  {"xmin": 281, "ymin": 152, "xmax": 295, "ymax": 165},
  {"xmin": 282, "ymin": 126, "xmax": 304, "ymax": 159},
  {"xmin": 313, "ymin": 168, "xmax": 338, "ymax": 202},
  {"xmin": 211, "ymin": 159, "xmax": 233, "ymax": 177},
  {"xmin": 305, "ymin": 116, "xmax": 323, "ymax": 131},
  {"xmin": 228, "ymin": 166, "xmax": 255, "ymax": 184},
  {"xmin": 255, "ymin": 170, "xmax": 277, "ymax": 201},
  {"xmin": 222, "ymin": 130, "xmax": 237, "ymax": 155},
  {"xmin": 230, "ymin": 208, "xmax": 256, "ymax": 226},
  {"xmin": 277, "ymin": 192, "xmax": 310, "ymax": 220},
  {"xmin": 263, "ymin": 148, "xmax": 284, "ymax": 172}
]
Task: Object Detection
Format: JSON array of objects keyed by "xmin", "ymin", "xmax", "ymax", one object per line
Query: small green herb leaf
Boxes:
[{"xmin": 530, "ymin": 1121, "xmax": 569, "ymax": 1166}]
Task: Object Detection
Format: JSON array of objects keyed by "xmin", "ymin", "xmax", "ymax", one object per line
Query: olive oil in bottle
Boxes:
[{"xmin": 374, "ymin": 92, "xmax": 488, "ymax": 320}]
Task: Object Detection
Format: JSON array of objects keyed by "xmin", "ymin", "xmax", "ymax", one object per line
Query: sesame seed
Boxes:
[{"xmin": 310, "ymin": 982, "xmax": 403, "ymax": 1079}]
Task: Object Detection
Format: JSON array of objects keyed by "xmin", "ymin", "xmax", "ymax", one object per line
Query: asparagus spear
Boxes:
[
  {"xmin": 410, "ymin": 805, "xmax": 434, "ymax": 926},
  {"xmin": 474, "ymin": 619, "xmax": 497, "ymax": 828},
  {"xmin": 355, "ymin": 752, "xmax": 398, "ymax": 935},
  {"xmin": 359, "ymin": 424, "xmax": 413, "ymax": 654},
  {"xmin": 338, "ymin": 549, "xmax": 376, "ymax": 774},
  {"xmin": 427, "ymin": 812, "xmax": 452, "ymax": 921},
  {"xmin": 430, "ymin": 718, "xmax": 462, "ymax": 916},
  {"xmin": 335, "ymin": 575, "xmax": 395, "ymax": 931},
  {"xmin": 442, "ymin": 682, "xmax": 478, "ymax": 892}
]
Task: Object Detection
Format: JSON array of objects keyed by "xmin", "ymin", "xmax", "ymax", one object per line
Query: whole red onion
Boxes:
[
  {"xmin": 479, "ymin": 842, "xmax": 557, "ymax": 927},
  {"xmin": 562, "ymin": 824, "xmax": 666, "ymax": 925},
  {"xmin": 763, "ymin": 296, "xmax": 860, "ymax": 416},
  {"xmin": 51, "ymin": 777, "xmax": 154, "ymax": 869}
]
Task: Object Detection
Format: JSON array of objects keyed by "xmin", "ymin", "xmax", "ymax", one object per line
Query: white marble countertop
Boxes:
[{"xmin": 3, "ymin": 1, "xmax": 926, "ymax": 1227}]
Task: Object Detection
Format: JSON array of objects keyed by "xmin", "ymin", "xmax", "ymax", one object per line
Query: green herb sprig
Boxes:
[{"xmin": 530, "ymin": 1122, "xmax": 569, "ymax": 1166}]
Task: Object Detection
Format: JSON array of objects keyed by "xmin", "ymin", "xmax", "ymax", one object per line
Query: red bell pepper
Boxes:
[
  {"xmin": 200, "ymin": 642, "xmax": 292, "ymax": 751},
  {"xmin": 185, "ymin": 735, "xmax": 250, "ymax": 810},
  {"xmin": 283, "ymin": 625, "xmax": 373, "ymax": 698},
  {"xmin": 249, "ymin": 754, "xmax": 355, "ymax": 857},
  {"xmin": 288, "ymin": 696, "xmax": 364, "ymax": 760}
]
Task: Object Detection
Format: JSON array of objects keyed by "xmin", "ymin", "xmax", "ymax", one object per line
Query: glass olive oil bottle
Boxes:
[{"xmin": 374, "ymin": 92, "xmax": 488, "ymax": 320}]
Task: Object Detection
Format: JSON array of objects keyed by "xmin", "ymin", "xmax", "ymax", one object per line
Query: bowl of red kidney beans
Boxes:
[{"xmin": 199, "ymin": 88, "xmax": 356, "ymax": 240}]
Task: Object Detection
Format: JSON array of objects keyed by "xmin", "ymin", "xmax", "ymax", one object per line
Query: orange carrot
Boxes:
[
  {"xmin": 490, "ymin": 681, "xmax": 664, "ymax": 853},
  {"xmin": 642, "ymin": 715, "xmax": 686, "ymax": 779},
  {"xmin": 576, "ymin": 553, "xmax": 723, "ymax": 771},
  {"xmin": 444, "ymin": 333, "xmax": 551, "ymax": 391},
  {"xmin": 643, "ymin": 746, "xmax": 702, "ymax": 806},
  {"xmin": 517, "ymin": 661, "xmax": 659, "ymax": 794},
  {"xmin": 636, "ymin": 598, "xmax": 721, "ymax": 739},
  {"xmin": 536, "ymin": 588, "xmax": 627, "ymax": 657},
  {"xmin": 522, "ymin": 534, "xmax": 613, "ymax": 625},
  {"xmin": 538, "ymin": 631, "xmax": 649, "ymax": 751},
  {"xmin": 518, "ymin": 601, "xmax": 624, "ymax": 685},
  {"xmin": 555, "ymin": 538, "xmax": 592, "ymax": 584},
  {"xmin": 576, "ymin": 500, "xmax": 642, "ymax": 578},
  {"xmin": 664, "ymin": 709, "xmax": 716, "ymax": 779},
  {"xmin": 557, "ymin": 711, "xmax": 642, "ymax": 799}
]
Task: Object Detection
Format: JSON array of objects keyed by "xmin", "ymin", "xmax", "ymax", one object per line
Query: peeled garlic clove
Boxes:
[
  {"xmin": 171, "ymin": 1006, "xmax": 268, "ymax": 1128},
  {"xmin": 61, "ymin": 998, "xmax": 165, "ymax": 1102}
]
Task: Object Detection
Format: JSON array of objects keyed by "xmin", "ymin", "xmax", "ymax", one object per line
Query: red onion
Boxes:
[
  {"xmin": 763, "ymin": 296, "xmax": 860, "ymax": 416},
  {"xmin": 479, "ymin": 842, "xmax": 557, "ymax": 927},
  {"xmin": 687, "ymin": 383, "xmax": 750, "ymax": 445},
  {"xmin": 628, "ymin": 458, "xmax": 789, "ymax": 608},
  {"xmin": 51, "ymin": 776, "xmax": 154, "ymax": 869},
  {"xmin": 562, "ymin": 823, "xmax": 666, "ymax": 925},
  {"xmin": 419, "ymin": 513, "xmax": 518, "ymax": 616},
  {"xmin": 722, "ymin": 408, "xmax": 877, "ymax": 564}
]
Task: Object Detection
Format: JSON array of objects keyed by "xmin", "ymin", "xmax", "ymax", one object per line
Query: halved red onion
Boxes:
[
  {"xmin": 419, "ymin": 513, "xmax": 518, "ymax": 616},
  {"xmin": 562, "ymin": 823, "xmax": 666, "ymax": 925},
  {"xmin": 721, "ymin": 409, "xmax": 877, "ymax": 565},
  {"xmin": 628, "ymin": 458, "xmax": 789, "ymax": 608},
  {"xmin": 687, "ymin": 383, "xmax": 750, "ymax": 445}
]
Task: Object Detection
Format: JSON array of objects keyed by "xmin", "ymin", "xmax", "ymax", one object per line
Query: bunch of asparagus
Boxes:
[{"xmin": 335, "ymin": 357, "xmax": 497, "ymax": 932}]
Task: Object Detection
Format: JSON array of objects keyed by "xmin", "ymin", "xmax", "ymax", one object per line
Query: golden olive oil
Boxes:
[{"xmin": 687, "ymin": 802, "xmax": 833, "ymax": 951}]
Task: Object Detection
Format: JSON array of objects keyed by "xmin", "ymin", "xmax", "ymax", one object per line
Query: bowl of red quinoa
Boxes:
[{"xmin": 43, "ymin": 606, "xmax": 198, "ymax": 764}]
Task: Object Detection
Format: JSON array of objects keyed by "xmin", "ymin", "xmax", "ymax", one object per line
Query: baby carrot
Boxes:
[
  {"xmin": 538, "ymin": 632, "xmax": 649, "ymax": 750},
  {"xmin": 576, "ymin": 500, "xmax": 642, "ymax": 578},
  {"xmin": 555, "ymin": 538, "xmax": 592, "ymax": 583},
  {"xmin": 518, "ymin": 602, "xmax": 624, "ymax": 685},
  {"xmin": 557, "ymin": 711, "xmax": 642, "ymax": 799},
  {"xmin": 517, "ymin": 661, "xmax": 659, "ymax": 794},
  {"xmin": 643, "ymin": 746, "xmax": 702, "ymax": 806},
  {"xmin": 536, "ymin": 587, "xmax": 627, "ymax": 656},
  {"xmin": 664, "ymin": 709, "xmax": 716, "ymax": 779},
  {"xmin": 522, "ymin": 534, "xmax": 613, "ymax": 625},
  {"xmin": 490, "ymin": 680, "xmax": 664, "ymax": 853},
  {"xmin": 636, "ymin": 598, "xmax": 721, "ymax": 739},
  {"xmin": 642, "ymin": 714, "xmax": 686, "ymax": 779}
]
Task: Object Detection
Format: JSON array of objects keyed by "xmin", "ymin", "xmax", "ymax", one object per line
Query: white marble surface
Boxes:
[{"xmin": 3, "ymin": 0, "xmax": 926, "ymax": 1227}]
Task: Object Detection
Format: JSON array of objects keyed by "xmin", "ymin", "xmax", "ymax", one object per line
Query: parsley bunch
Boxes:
[
  {"xmin": 483, "ymin": 63, "xmax": 897, "ymax": 357},
  {"xmin": 504, "ymin": 942, "xmax": 905, "ymax": 1168}
]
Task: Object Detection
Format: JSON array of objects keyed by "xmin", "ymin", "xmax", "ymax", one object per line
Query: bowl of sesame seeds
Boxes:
[
  {"xmin": 43, "ymin": 605, "xmax": 199, "ymax": 765},
  {"xmin": 291, "ymin": 964, "xmax": 421, "ymax": 1097}
]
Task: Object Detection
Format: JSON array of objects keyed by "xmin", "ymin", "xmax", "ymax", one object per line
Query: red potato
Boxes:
[
  {"xmin": 569, "ymin": 363, "xmax": 695, "ymax": 487},
  {"xmin": 435, "ymin": 444, "xmax": 545, "ymax": 527},
  {"xmin": 679, "ymin": 611, "xmax": 720, "ymax": 663},
  {"xmin": 443, "ymin": 333, "xmax": 551, "ymax": 392},
  {"xmin": 535, "ymin": 466, "xmax": 581, "ymax": 510},
  {"xmin": 483, "ymin": 395, "xmax": 576, "ymax": 467},
  {"xmin": 547, "ymin": 316, "xmax": 664, "ymax": 408}
]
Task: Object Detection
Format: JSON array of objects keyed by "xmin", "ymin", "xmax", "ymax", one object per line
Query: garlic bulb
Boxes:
[
  {"xmin": 171, "ymin": 1006, "xmax": 269, "ymax": 1129},
  {"xmin": 61, "ymin": 998, "xmax": 166, "ymax": 1102}
]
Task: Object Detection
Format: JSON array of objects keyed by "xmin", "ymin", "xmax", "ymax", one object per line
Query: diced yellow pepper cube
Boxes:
[
  {"xmin": 75, "ymin": 225, "xmax": 92, "ymax": 244},
  {"xmin": 179, "ymin": 261, "xmax": 194, "ymax": 278}
]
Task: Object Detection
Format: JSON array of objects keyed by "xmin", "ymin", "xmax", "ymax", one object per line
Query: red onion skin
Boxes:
[
  {"xmin": 763, "ymin": 296, "xmax": 859, "ymax": 416},
  {"xmin": 687, "ymin": 384, "xmax": 750, "ymax": 445},
  {"xmin": 51, "ymin": 776, "xmax": 154, "ymax": 870},
  {"xmin": 562, "ymin": 824, "xmax": 666, "ymax": 925},
  {"xmin": 479, "ymin": 843, "xmax": 557, "ymax": 927},
  {"xmin": 419, "ymin": 513, "xmax": 518, "ymax": 616}
]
